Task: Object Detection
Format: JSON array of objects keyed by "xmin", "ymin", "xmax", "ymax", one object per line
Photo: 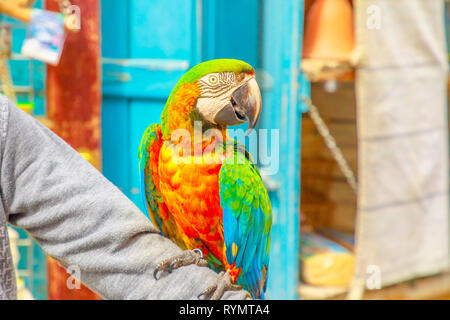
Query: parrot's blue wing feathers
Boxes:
[{"xmin": 219, "ymin": 142, "xmax": 272, "ymax": 299}]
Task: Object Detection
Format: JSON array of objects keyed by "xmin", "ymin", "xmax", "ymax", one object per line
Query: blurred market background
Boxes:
[{"xmin": 0, "ymin": 0, "xmax": 449, "ymax": 300}]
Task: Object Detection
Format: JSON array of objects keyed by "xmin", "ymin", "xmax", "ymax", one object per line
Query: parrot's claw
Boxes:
[
  {"xmin": 198, "ymin": 271, "xmax": 243, "ymax": 300},
  {"xmin": 153, "ymin": 248, "xmax": 208, "ymax": 280}
]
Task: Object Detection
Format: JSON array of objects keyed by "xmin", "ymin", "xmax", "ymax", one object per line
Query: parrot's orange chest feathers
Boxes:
[
  {"xmin": 164, "ymin": 83, "xmax": 200, "ymax": 138},
  {"xmin": 157, "ymin": 142, "xmax": 226, "ymax": 263},
  {"xmin": 150, "ymin": 79, "xmax": 233, "ymax": 265}
]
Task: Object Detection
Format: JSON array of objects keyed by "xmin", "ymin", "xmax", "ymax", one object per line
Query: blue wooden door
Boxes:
[
  {"xmin": 101, "ymin": 0, "xmax": 306, "ymax": 299},
  {"xmin": 260, "ymin": 0, "xmax": 308, "ymax": 299}
]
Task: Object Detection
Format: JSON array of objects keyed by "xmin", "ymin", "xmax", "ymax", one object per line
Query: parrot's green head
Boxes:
[{"xmin": 161, "ymin": 59, "xmax": 262, "ymax": 138}]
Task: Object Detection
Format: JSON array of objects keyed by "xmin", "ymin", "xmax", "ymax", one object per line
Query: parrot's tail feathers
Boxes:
[
  {"xmin": 237, "ymin": 263, "xmax": 268, "ymax": 299},
  {"xmin": 259, "ymin": 265, "xmax": 268, "ymax": 300}
]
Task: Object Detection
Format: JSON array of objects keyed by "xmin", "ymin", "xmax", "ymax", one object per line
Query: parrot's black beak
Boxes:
[{"xmin": 214, "ymin": 77, "xmax": 262, "ymax": 136}]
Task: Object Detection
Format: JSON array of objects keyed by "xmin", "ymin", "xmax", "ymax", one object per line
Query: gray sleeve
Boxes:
[{"xmin": 0, "ymin": 96, "xmax": 248, "ymax": 300}]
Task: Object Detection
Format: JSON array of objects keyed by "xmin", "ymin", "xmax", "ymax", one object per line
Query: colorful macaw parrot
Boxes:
[{"xmin": 138, "ymin": 59, "xmax": 272, "ymax": 299}]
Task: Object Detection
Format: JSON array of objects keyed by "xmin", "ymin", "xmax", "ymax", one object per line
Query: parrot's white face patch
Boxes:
[{"xmin": 196, "ymin": 72, "xmax": 248, "ymax": 124}]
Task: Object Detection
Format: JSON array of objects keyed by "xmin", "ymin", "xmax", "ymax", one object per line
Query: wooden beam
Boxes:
[
  {"xmin": 300, "ymin": 273, "xmax": 450, "ymax": 300},
  {"xmin": 354, "ymin": 273, "xmax": 450, "ymax": 300}
]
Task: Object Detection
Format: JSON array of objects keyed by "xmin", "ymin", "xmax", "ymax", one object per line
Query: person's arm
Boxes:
[{"xmin": 0, "ymin": 96, "xmax": 249, "ymax": 299}]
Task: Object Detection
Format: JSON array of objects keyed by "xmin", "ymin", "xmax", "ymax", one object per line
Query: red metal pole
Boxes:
[{"xmin": 45, "ymin": 0, "xmax": 101, "ymax": 300}]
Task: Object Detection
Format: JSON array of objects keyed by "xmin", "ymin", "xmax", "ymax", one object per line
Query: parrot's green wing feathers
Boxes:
[
  {"xmin": 138, "ymin": 124, "xmax": 185, "ymax": 247},
  {"xmin": 138, "ymin": 124, "xmax": 164, "ymax": 229},
  {"xmin": 219, "ymin": 143, "xmax": 272, "ymax": 299}
]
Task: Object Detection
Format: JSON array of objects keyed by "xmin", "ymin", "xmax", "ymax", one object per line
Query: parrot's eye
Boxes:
[{"xmin": 209, "ymin": 75, "xmax": 218, "ymax": 84}]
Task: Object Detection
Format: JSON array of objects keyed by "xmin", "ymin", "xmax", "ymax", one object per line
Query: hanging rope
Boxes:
[{"xmin": 301, "ymin": 96, "xmax": 358, "ymax": 194}]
